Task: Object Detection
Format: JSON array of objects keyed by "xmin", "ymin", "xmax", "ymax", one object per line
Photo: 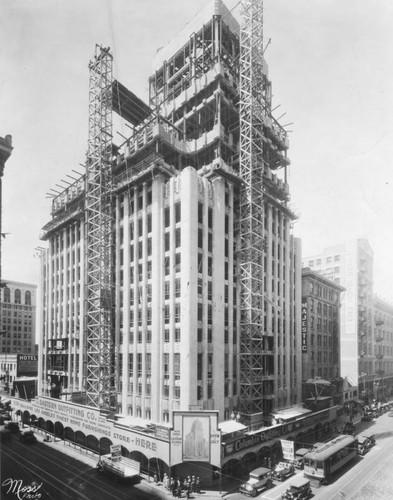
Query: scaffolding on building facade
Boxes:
[
  {"xmin": 85, "ymin": 45, "xmax": 114, "ymax": 409},
  {"xmin": 238, "ymin": 0, "xmax": 274, "ymax": 416}
]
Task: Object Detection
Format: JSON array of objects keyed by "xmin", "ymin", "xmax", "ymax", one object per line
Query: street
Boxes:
[
  {"xmin": 1, "ymin": 430, "xmax": 165, "ymax": 500},
  {"xmin": 226, "ymin": 411, "xmax": 393, "ymax": 500}
]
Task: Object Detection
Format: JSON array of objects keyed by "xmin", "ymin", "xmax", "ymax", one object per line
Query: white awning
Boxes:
[
  {"xmin": 272, "ymin": 406, "xmax": 312, "ymax": 421},
  {"xmin": 218, "ymin": 420, "xmax": 247, "ymax": 434}
]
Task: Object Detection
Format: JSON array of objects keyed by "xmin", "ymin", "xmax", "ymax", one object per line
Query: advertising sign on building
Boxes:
[
  {"xmin": 280, "ymin": 439, "xmax": 294, "ymax": 460},
  {"xmin": 171, "ymin": 411, "xmax": 221, "ymax": 467},
  {"xmin": 11, "ymin": 397, "xmax": 170, "ymax": 462},
  {"xmin": 301, "ymin": 300, "xmax": 307, "ymax": 353},
  {"xmin": 16, "ymin": 354, "xmax": 38, "ymax": 377}
]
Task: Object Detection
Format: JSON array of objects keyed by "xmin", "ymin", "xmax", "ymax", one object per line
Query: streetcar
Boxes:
[{"xmin": 303, "ymin": 435, "xmax": 357, "ymax": 485}]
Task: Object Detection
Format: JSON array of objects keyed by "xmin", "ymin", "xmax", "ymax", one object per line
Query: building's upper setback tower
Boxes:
[
  {"xmin": 303, "ymin": 238, "xmax": 374, "ymax": 388},
  {"xmin": 40, "ymin": 0, "xmax": 300, "ymax": 427}
]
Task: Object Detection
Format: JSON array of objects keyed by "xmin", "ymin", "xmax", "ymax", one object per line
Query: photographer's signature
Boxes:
[{"xmin": 2, "ymin": 479, "xmax": 43, "ymax": 500}]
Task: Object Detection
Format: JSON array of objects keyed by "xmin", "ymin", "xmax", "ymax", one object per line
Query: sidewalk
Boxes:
[{"xmin": 34, "ymin": 429, "xmax": 239, "ymax": 499}]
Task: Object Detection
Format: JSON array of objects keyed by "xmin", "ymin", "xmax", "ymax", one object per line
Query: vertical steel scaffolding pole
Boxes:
[
  {"xmin": 85, "ymin": 45, "xmax": 114, "ymax": 409},
  {"xmin": 239, "ymin": 0, "xmax": 267, "ymax": 416}
]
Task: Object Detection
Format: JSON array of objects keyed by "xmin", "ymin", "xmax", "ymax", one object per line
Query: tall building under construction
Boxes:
[{"xmin": 39, "ymin": 0, "xmax": 301, "ymax": 434}]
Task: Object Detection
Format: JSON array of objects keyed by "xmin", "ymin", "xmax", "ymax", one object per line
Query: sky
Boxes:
[{"xmin": 1, "ymin": 0, "xmax": 393, "ymax": 300}]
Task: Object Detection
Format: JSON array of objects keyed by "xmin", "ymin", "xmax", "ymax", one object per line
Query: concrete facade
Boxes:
[{"xmin": 38, "ymin": 0, "xmax": 301, "ymax": 435}]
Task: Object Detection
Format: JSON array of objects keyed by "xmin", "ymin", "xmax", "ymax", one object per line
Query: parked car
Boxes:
[
  {"xmin": 0, "ymin": 429, "xmax": 12, "ymax": 443},
  {"xmin": 19, "ymin": 431, "xmax": 37, "ymax": 444},
  {"xmin": 358, "ymin": 434, "xmax": 375, "ymax": 450},
  {"xmin": 239, "ymin": 467, "xmax": 273, "ymax": 497},
  {"xmin": 282, "ymin": 476, "xmax": 312, "ymax": 499},
  {"xmin": 292, "ymin": 448, "xmax": 309, "ymax": 470},
  {"xmin": 6, "ymin": 422, "xmax": 20, "ymax": 434},
  {"xmin": 343, "ymin": 422, "xmax": 355, "ymax": 434},
  {"xmin": 357, "ymin": 436, "xmax": 372, "ymax": 456},
  {"xmin": 272, "ymin": 462, "xmax": 295, "ymax": 481}
]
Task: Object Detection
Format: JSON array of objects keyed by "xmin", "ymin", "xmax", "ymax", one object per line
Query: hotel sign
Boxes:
[{"xmin": 301, "ymin": 300, "xmax": 307, "ymax": 353}]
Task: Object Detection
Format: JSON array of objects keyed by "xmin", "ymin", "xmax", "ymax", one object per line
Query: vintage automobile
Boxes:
[
  {"xmin": 282, "ymin": 476, "xmax": 312, "ymax": 499},
  {"xmin": 272, "ymin": 462, "xmax": 295, "ymax": 481},
  {"xmin": 357, "ymin": 434, "xmax": 375, "ymax": 455},
  {"xmin": 291, "ymin": 448, "xmax": 309, "ymax": 470},
  {"xmin": 239, "ymin": 467, "xmax": 273, "ymax": 497},
  {"xmin": 6, "ymin": 422, "xmax": 20, "ymax": 434},
  {"xmin": 19, "ymin": 430, "xmax": 37, "ymax": 444}
]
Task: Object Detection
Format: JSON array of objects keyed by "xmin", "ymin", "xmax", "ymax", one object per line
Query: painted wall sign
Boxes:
[{"xmin": 11, "ymin": 396, "xmax": 169, "ymax": 461}]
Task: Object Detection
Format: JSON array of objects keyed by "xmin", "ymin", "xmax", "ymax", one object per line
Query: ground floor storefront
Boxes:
[{"xmin": 10, "ymin": 396, "xmax": 338, "ymax": 487}]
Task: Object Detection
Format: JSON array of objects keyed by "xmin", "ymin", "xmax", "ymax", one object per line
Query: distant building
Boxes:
[
  {"xmin": 0, "ymin": 280, "xmax": 37, "ymax": 355},
  {"xmin": 371, "ymin": 295, "xmax": 393, "ymax": 401},
  {"xmin": 301, "ymin": 268, "xmax": 345, "ymax": 409},
  {"xmin": 303, "ymin": 238, "xmax": 373, "ymax": 389},
  {"xmin": 0, "ymin": 281, "xmax": 37, "ymax": 394}
]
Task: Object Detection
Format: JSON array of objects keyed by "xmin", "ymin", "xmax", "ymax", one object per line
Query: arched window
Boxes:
[
  {"xmin": 3, "ymin": 287, "xmax": 10, "ymax": 303},
  {"xmin": 25, "ymin": 291, "xmax": 31, "ymax": 306},
  {"xmin": 15, "ymin": 289, "xmax": 21, "ymax": 304}
]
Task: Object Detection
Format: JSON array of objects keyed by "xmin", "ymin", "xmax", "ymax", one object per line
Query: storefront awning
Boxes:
[
  {"xmin": 272, "ymin": 406, "xmax": 312, "ymax": 422},
  {"xmin": 218, "ymin": 420, "xmax": 247, "ymax": 434}
]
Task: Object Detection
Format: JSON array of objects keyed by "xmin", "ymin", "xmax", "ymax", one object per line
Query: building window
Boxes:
[
  {"xmin": 25, "ymin": 291, "xmax": 31, "ymax": 306},
  {"xmin": 176, "ymin": 228, "xmax": 181, "ymax": 248},
  {"xmin": 175, "ymin": 202, "xmax": 181, "ymax": 223},
  {"xmin": 175, "ymin": 303, "xmax": 181, "ymax": 323},
  {"xmin": 165, "ymin": 207, "xmax": 170, "ymax": 227},
  {"xmin": 3, "ymin": 287, "xmax": 10, "ymax": 303},
  {"xmin": 197, "ymin": 354, "xmax": 202, "ymax": 380},
  {"xmin": 14, "ymin": 289, "xmax": 21, "ymax": 304},
  {"xmin": 208, "ymin": 354, "xmax": 213, "ymax": 378},
  {"xmin": 174, "ymin": 353, "xmax": 180, "ymax": 376},
  {"xmin": 175, "ymin": 278, "xmax": 181, "ymax": 298}
]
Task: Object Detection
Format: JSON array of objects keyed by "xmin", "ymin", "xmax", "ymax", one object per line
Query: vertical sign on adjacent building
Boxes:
[{"xmin": 301, "ymin": 300, "xmax": 307, "ymax": 353}]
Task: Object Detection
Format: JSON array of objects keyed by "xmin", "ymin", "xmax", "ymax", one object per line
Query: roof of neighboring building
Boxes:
[{"xmin": 302, "ymin": 267, "xmax": 346, "ymax": 292}]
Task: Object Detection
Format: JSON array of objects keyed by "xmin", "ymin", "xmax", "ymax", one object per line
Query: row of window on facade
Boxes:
[
  {"xmin": 2, "ymin": 289, "xmax": 32, "ymax": 305},
  {"xmin": 308, "ymin": 255, "xmax": 341, "ymax": 267},
  {"xmin": 308, "ymin": 282, "xmax": 340, "ymax": 302}
]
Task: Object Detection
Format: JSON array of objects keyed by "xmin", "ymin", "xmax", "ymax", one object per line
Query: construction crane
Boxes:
[{"xmin": 85, "ymin": 45, "xmax": 114, "ymax": 409}]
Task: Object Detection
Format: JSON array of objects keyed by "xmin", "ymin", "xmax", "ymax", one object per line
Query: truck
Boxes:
[{"xmin": 96, "ymin": 454, "xmax": 140, "ymax": 480}]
